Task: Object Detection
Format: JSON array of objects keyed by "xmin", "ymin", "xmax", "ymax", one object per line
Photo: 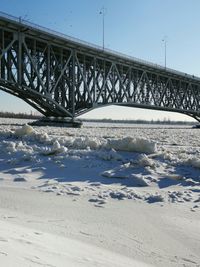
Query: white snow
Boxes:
[
  {"xmin": 0, "ymin": 219, "xmax": 151, "ymax": 267},
  {"xmin": 185, "ymin": 157, "xmax": 200, "ymax": 169},
  {"xmin": 0, "ymin": 119, "xmax": 200, "ymax": 266},
  {"xmin": 14, "ymin": 124, "xmax": 35, "ymax": 136},
  {"xmin": 108, "ymin": 137, "xmax": 157, "ymax": 153}
]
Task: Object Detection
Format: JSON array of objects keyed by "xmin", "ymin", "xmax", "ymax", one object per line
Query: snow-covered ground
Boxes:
[{"xmin": 0, "ymin": 118, "xmax": 199, "ymax": 266}]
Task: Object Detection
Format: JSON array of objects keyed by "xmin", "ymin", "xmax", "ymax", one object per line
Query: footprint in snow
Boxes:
[
  {"xmin": 34, "ymin": 232, "xmax": 43, "ymax": 235},
  {"xmin": 13, "ymin": 177, "xmax": 27, "ymax": 182},
  {"xmin": 88, "ymin": 198, "xmax": 107, "ymax": 206},
  {"xmin": 94, "ymin": 204, "xmax": 105, "ymax": 208},
  {"xmin": 66, "ymin": 191, "xmax": 80, "ymax": 196},
  {"xmin": 89, "ymin": 182, "xmax": 102, "ymax": 187},
  {"xmin": 0, "ymin": 237, "xmax": 8, "ymax": 242},
  {"xmin": 0, "ymin": 251, "xmax": 7, "ymax": 256}
]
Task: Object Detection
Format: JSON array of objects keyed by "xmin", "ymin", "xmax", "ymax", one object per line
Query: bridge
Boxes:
[{"xmin": 1, "ymin": 11, "xmax": 200, "ymax": 123}]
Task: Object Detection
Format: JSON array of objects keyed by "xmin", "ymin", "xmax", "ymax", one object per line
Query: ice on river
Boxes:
[
  {"xmin": 0, "ymin": 119, "xmax": 199, "ymax": 206},
  {"xmin": 0, "ymin": 119, "xmax": 200, "ymax": 267}
]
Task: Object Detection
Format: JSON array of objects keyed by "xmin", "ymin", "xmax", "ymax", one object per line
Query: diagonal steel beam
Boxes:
[
  {"xmin": 0, "ymin": 38, "xmax": 16, "ymax": 60},
  {"xmin": 50, "ymin": 51, "xmax": 72, "ymax": 94},
  {"xmin": 23, "ymin": 41, "xmax": 47, "ymax": 94},
  {"xmin": 75, "ymin": 53, "xmax": 93, "ymax": 103}
]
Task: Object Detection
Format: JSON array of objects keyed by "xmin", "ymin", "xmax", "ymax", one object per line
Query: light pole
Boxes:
[
  {"xmin": 19, "ymin": 14, "xmax": 28, "ymax": 24},
  {"xmin": 99, "ymin": 7, "xmax": 106, "ymax": 50},
  {"xmin": 162, "ymin": 36, "xmax": 167, "ymax": 69}
]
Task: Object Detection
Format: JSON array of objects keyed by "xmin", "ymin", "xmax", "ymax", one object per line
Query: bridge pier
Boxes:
[{"xmin": 29, "ymin": 117, "xmax": 82, "ymax": 128}]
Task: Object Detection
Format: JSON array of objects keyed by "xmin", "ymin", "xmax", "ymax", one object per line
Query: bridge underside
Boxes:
[{"xmin": 1, "ymin": 15, "xmax": 200, "ymax": 123}]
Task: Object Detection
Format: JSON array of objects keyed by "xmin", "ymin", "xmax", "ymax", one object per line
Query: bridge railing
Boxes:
[{"xmin": 0, "ymin": 10, "xmax": 200, "ymax": 82}]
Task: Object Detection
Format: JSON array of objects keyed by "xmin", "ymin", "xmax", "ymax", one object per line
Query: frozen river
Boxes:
[
  {"xmin": 0, "ymin": 118, "xmax": 199, "ymax": 202},
  {"xmin": 0, "ymin": 118, "xmax": 199, "ymax": 266}
]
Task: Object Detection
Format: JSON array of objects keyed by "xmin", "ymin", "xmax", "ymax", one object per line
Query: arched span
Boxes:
[
  {"xmin": 0, "ymin": 12, "xmax": 200, "ymax": 122},
  {"xmin": 76, "ymin": 102, "xmax": 200, "ymax": 122}
]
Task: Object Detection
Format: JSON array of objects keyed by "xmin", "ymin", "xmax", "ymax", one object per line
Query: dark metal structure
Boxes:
[{"xmin": 1, "ymin": 12, "xmax": 200, "ymax": 121}]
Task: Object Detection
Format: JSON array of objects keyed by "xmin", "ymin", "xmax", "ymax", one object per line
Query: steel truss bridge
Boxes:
[{"xmin": 1, "ymin": 12, "xmax": 200, "ymax": 122}]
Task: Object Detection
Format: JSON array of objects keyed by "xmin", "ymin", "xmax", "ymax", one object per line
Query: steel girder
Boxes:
[{"xmin": 1, "ymin": 16, "xmax": 200, "ymax": 121}]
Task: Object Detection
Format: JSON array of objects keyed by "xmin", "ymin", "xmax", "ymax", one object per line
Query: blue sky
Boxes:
[{"xmin": 0, "ymin": 0, "xmax": 199, "ymax": 121}]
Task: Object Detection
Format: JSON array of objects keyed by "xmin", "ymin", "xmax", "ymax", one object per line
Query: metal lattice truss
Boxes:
[{"xmin": 1, "ymin": 14, "xmax": 200, "ymax": 121}]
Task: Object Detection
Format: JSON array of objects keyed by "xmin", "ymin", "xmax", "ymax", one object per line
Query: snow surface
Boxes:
[{"xmin": 0, "ymin": 119, "xmax": 200, "ymax": 266}]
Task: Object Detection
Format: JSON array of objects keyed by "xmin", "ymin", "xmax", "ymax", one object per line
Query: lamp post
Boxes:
[
  {"xmin": 99, "ymin": 7, "xmax": 106, "ymax": 50},
  {"xmin": 162, "ymin": 36, "xmax": 167, "ymax": 69}
]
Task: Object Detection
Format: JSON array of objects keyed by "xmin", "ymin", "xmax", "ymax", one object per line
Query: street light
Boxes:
[
  {"xmin": 99, "ymin": 7, "xmax": 106, "ymax": 50},
  {"xmin": 19, "ymin": 14, "xmax": 29, "ymax": 24},
  {"xmin": 162, "ymin": 36, "xmax": 167, "ymax": 69}
]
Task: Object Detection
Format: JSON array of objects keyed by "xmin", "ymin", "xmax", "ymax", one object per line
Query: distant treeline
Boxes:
[
  {"xmin": 0, "ymin": 111, "xmax": 42, "ymax": 119},
  {"xmin": 0, "ymin": 111, "xmax": 195, "ymax": 125},
  {"xmin": 81, "ymin": 118, "xmax": 195, "ymax": 125}
]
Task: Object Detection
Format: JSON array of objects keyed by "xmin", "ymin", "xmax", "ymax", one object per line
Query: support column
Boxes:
[
  {"xmin": 18, "ymin": 31, "xmax": 23, "ymax": 85},
  {"xmin": 93, "ymin": 57, "xmax": 96, "ymax": 103},
  {"xmin": 0, "ymin": 30, "xmax": 5, "ymax": 80},
  {"xmin": 46, "ymin": 44, "xmax": 51, "ymax": 93},
  {"xmin": 69, "ymin": 50, "xmax": 75, "ymax": 119}
]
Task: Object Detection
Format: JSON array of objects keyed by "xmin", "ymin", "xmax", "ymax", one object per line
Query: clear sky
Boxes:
[{"xmin": 0, "ymin": 0, "xmax": 199, "ymax": 121}]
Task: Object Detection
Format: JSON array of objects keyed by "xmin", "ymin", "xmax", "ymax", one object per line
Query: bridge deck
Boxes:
[{"xmin": 0, "ymin": 11, "xmax": 199, "ymax": 84}]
